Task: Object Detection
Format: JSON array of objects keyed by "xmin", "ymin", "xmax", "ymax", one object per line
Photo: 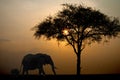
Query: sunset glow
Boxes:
[{"xmin": 0, "ymin": 0, "xmax": 120, "ymax": 75}]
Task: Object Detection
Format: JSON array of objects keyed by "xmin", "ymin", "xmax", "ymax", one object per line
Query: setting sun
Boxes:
[{"xmin": 62, "ymin": 29, "xmax": 69, "ymax": 35}]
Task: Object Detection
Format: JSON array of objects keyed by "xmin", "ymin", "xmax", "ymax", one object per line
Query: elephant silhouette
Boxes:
[
  {"xmin": 20, "ymin": 53, "xmax": 56, "ymax": 75},
  {"xmin": 11, "ymin": 68, "xmax": 19, "ymax": 75}
]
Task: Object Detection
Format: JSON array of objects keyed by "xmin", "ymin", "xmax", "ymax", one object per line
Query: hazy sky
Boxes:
[{"xmin": 0, "ymin": 0, "xmax": 120, "ymax": 74}]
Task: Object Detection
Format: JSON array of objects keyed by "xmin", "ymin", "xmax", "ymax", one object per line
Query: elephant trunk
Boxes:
[
  {"xmin": 51, "ymin": 64, "xmax": 56, "ymax": 75},
  {"xmin": 50, "ymin": 59, "xmax": 56, "ymax": 75},
  {"xmin": 47, "ymin": 56, "xmax": 56, "ymax": 75}
]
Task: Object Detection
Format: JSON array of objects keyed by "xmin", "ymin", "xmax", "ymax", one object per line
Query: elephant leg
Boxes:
[
  {"xmin": 22, "ymin": 67, "xmax": 25, "ymax": 75},
  {"xmin": 39, "ymin": 66, "xmax": 45, "ymax": 75},
  {"xmin": 22, "ymin": 70, "xmax": 24, "ymax": 75},
  {"xmin": 26, "ymin": 70, "xmax": 28, "ymax": 75},
  {"xmin": 39, "ymin": 68, "xmax": 42, "ymax": 75},
  {"xmin": 52, "ymin": 67, "xmax": 56, "ymax": 75},
  {"xmin": 22, "ymin": 67, "xmax": 29, "ymax": 75},
  {"xmin": 41, "ymin": 68, "xmax": 45, "ymax": 75}
]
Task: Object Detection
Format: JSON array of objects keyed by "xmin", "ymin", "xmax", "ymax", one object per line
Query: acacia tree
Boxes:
[{"xmin": 33, "ymin": 4, "xmax": 120, "ymax": 75}]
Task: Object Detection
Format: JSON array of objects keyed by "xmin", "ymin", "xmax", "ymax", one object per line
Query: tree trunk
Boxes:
[
  {"xmin": 76, "ymin": 41, "xmax": 82, "ymax": 75},
  {"xmin": 76, "ymin": 52, "xmax": 81, "ymax": 75}
]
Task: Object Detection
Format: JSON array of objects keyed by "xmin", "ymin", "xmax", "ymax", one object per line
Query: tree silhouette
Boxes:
[{"xmin": 33, "ymin": 4, "xmax": 120, "ymax": 75}]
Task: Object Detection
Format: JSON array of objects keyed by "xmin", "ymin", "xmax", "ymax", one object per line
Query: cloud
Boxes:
[{"xmin": 0, "ymin": 38, "xmax": 10, "ymax": 42}]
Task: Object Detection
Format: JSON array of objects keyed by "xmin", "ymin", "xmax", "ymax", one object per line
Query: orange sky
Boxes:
[{"xmin": 0, "ymin": 0, "xmax": 120, "ymax": 75}]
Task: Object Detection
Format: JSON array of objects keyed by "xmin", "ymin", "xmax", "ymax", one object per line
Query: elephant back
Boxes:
[{"xmin": 35, "ymin": 53, "xmax": 54, "ymax": 65}]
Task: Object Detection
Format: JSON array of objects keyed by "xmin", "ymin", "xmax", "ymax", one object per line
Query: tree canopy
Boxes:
[{"xmin": 33, "ymin": 4, "xmax": 120, "ymax": 75}]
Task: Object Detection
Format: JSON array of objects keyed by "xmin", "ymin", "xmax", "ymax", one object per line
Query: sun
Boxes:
[{"xmin": 62, "ymin": 29, "xmax": 69, "ymax": 35}]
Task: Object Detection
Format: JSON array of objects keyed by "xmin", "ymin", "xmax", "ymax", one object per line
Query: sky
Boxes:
[{"xmin": 0, "ymin": 0, "xmax": 120, "ymax": 75}]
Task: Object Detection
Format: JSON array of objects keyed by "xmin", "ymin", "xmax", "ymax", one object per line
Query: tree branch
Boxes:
[{"xmin": 65, "ymin": 36, "xmax": 78, "ymax": 54}]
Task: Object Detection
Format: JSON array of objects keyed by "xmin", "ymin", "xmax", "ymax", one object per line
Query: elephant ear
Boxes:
[
  {"xmin": 40, "ymin": 54, "xmax": 50, "ymax": 64},
  {"xmin": 35, "ymin": 53, "xmax": 45, "ymax": 64}
]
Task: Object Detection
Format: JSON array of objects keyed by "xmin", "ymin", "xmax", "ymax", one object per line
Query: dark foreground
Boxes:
[{"xmin": 0, "ymin": 74, "xmax": 120, "ymax": 80}]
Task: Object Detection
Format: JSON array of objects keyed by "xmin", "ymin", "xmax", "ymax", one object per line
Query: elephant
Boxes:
[
  {"xmin": 20, "ymin": 53, "xmax": 56, "ymax": 75},
  {"xmin": 11, "ymin": 68, "xmax": 19, "ymax": 75}
]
